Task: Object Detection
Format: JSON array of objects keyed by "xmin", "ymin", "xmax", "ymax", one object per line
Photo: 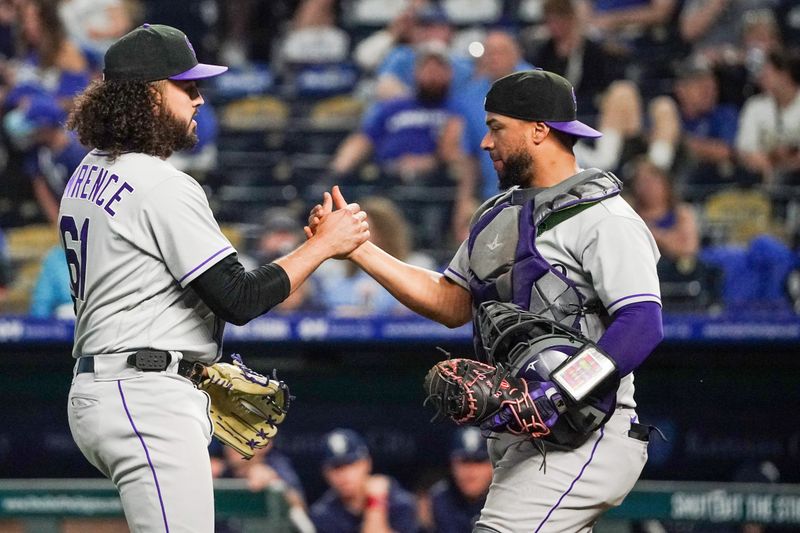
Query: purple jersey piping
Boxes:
[
  {"xmin": 607, "ymin": 293, "xmax": 661, "ymax": 310},
  {"xmin": 178, "ymin": 246, "xmax": 233, "ymax": 284},
  {"xmin": 534, "ymin": 426, "xmax": 605, "ymax": 533},
  {"xmin": 444, "ymin": 267, "xmax": 467, "ymax": 283},
  {"xmin": 117, "ymin": 380, "xmax": 170, "ymax": 532}
]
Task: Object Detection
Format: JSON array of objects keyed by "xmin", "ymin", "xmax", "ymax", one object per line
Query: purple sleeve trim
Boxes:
[
  {"xmin": 607, "ymin": 292, "xmax": 661, "ymax": 310},
  {"xmin": 444, "ymin": 267, "xmax": 467, "ymax": 283},
  {"xmin": 178, "ymin": 246, "xmax": 233, "ymax": 284},
  {"xmin": 598, "ymin": 301, "xmax": 663, "ymax": 376}
]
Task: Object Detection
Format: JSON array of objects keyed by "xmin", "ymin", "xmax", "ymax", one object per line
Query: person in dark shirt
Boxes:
[
  {"xmin": 310, "ymin": 428, "xmax": 419, "ymax": 533},
  {"xmin": 424, "ymin": 427, "xmax": 492, "ymax": 533}
]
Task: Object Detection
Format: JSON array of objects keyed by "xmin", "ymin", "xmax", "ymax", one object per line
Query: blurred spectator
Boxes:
[
  {"xmin": 735, "ymin": 48, "xmax": 800, "ymax": 186},
  {"xmin": 317, "ymin": 196, "xmax": 434, "ymax": 316},
  {"xmin": 626, "ymin": 157, "xmax": 722, "ymax": 311},
  {"xmin": 29, "ymin": 244, "xmax": 71, "ymax": 318},
  {"xmin": 627, "ymin": 157, "xmax": 700, "ymax": 271},
  {"xmin": 214, "ymin": 439, "xmax": 315, "ymax": 533},
  {"xmin": 679, "ymin": 0, "xmax": 778, "ymax": 68},
  {"xmin": 696, "ymin": 8, "xmax": 784, "ymax": 108},
  {"xmin": 59, "ymin": 0, "xmax": 141, "ymax": 63},
  {"xmin": 310, "ymin": 428, "xmax": 419, "ymax": 533},
  {"xmin": 217, "ymin": 0, "xmax": 301, "ymax": 66},
  {"xmin": 11, "ymin": 0, "xmax": 92, "ymax": 104},
  {"xmin": 373, "ymin": 3, "xmax": 473, "ymax": 102},
  {"xmin": 241, "ymin": 207, "xmax": 326, "ymax": 313},
  {"xmin": 353, "ymin": 1, "xmax": 423, "ymax": 73},
  {"xmin": 589, "ymin": 0, "xmax": 677, "ymax": 40},
  {"xmin": 4, "ymin": 93, "xmax": 88, "ymax": 223},
  {"xmin": 648, "ymin": 58, "xmax": 740, "ymax": 186},
  {"xmin": 521, "ymin": 0, "xmax": 623, "ymax": 116},
  {"xmin": 279, "ymin": 0, "xmax": 350, "ymax": 66},
  {"xmin": 574, "ymin": 79, "xmax": 643, "ymax": 175},
  {"xmin": 330, "ymin": 43, "xmax": 465, "ymax": 186},
  {"xmin": 0, "ymin": 0, "xmax": 16, "ymax": 59},
  {"xmin": 451, "ymin": 30, "xmax": 532, "ymax": 213},
  {"xmin": 776, "ymin": 0, "xmax": 800, "ymax": 47},
  {"xmin": 420, "ymin": 427, "xmax": 491, "ymax": 533}
]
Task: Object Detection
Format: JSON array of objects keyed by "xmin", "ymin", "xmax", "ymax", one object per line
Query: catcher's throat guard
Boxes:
[{"xmin": 476, "ymin": 301, "xmax": 620, "ymax": 447}]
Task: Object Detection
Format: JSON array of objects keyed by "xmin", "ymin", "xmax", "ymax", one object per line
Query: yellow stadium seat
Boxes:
[{"xmin": 703, "ymin": 188, "xmax": 776, "ymax": 245}]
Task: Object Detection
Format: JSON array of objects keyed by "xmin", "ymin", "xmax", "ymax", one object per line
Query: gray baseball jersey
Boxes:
[
  {"xmin": 444, "ymin": 180, "xmax": 661, "ymax": 532},
  {"xmin": 60, "ymin": 150, "xmax": 234, "ymax": 363},
  {"xmin": 63, "ymin": 150, "xmax": 232, "ymax": 532},
  {"xmin": 444, "ymin": 192, "xmax": 661, "ymax": 407}
]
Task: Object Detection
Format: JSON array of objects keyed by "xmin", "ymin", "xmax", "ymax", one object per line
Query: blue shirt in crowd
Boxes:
[
  {"xmin": 429, "ymin": 479, "xmax": 485, "ymax": 533},
  {"xmin": 362, "ymin": 97, "xmax": 453, "ymax": 166},
  {"xmin": 24, "ymin": 132, "xmax": 89, "ymax": 197},
  {"xmin": 29, "ymin": 246, "xmax": 72, "ymax": 318},
  {"xmin": 682, "ymin": 104, "xmax": 739, "ymax": 147},
  {"xmin": 310, "ymin": 477, "xmax": 419, "ymax": 533}
]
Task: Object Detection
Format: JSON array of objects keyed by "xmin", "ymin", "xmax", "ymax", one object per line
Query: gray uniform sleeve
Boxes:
[
  {"xmin": 444, "ymin": 239, "xmax": 470, "ymax": 290},
  {"xmin": 579, "ymin": 213, "xmax": 661, "ymax": 315},
  {"xmin": 141, "ymin": 175, "xmax": 234, "ymax": 288}
]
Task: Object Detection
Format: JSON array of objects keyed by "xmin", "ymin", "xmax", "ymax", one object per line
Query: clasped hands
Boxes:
[{"xmin": 304, "ymin": 185, "xmax": 369, "ymax": 259}]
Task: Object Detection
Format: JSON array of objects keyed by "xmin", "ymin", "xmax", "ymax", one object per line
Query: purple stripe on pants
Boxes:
[
  {"xmin": 534, "ymin": 426, "xmax": 606, "ymax": 533},
  {"xmin": 117, "ymin": 380, "xmax": 170, "ymax": 532}
]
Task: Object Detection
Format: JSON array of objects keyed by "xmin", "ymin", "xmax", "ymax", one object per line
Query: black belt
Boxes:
[{"xmin": 76, "ymin": 350, "xmax": 205, "ymax": 384}]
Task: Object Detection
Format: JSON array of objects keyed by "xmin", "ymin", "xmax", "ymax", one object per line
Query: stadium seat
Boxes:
[
  {"xmin": 443, "ymin": 0, "xmax": 502, "ymax": 25},
  {"xmin": 220, "ymin": 96, "xmax": 290, "ymax": 131},
  {"xmin": 344, "ymin": 0, "xmax": 411, "ymax": 27},
  {"xmin": 702, "ymin": 188, "xmax": 775, "ymax": 246}
]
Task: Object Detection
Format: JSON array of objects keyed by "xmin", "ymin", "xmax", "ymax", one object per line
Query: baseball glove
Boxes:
[
  {"xmin": 423, "ymin": 358, "xmax": 564, "ymax": 439},
  {"xmin": 198, "ymin": 354, "xmax": 291, "ymax": 459}
]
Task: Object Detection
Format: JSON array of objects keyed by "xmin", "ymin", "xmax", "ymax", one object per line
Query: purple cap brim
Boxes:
[
  {"xmin": 169, "ymin": 63, "xmax": 228, "ymax": 81},
  {"xmin": 546, "ymin": 120, "xmax": 602, "ymax": 138}
]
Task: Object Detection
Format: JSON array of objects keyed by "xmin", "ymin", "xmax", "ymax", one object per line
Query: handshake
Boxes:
[{"xmin": 303, "ymin": 185, "xmax": 370, "ymax": 260}]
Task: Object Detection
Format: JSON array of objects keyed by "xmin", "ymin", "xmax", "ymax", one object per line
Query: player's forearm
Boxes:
[
  {"xmin": 273, "ymin": 235, "xmax": 340, "ymax": 295},
  {"xmin": 349, "ymin": 242, "xmax": 472, "ymax": 327}
]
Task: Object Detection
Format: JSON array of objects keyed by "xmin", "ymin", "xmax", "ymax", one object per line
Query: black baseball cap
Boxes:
[
  {"xmin": 103, "ymin": 24, "xmax": 228, "ymax": 82},
  {"xmin": 484, "ymin": 69, "xmax": 601, "ymax": 138}
]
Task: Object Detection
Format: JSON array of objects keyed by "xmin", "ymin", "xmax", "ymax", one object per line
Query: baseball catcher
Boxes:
[
  {"xmin": 198, "ymin": 354, "xmax": 291, "ymax": 459},
  {"xmin": 424, "ymin": 301, "xmax": 620, "ymax": 449}
]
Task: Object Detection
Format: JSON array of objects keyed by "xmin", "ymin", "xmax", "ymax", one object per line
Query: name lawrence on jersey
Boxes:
[{"xmin": 63, "ymin": 163, "xmax": 135, "ymax": 217}]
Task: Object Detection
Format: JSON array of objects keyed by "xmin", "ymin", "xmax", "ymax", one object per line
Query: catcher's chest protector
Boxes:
[{"xmin": 466, "ymin": 169, "xmax": 622, "ymax": 361}]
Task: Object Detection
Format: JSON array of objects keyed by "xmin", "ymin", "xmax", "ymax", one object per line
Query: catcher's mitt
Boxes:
[
  {"xmin": 198, "ymin": 354, "xmax": 291, "ymax": 459},
  {"xmin": 423, "ymin": 358, "xmax": 563, "ymax": 439}
]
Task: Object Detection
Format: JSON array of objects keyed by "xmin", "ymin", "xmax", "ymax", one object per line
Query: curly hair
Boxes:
[{"xmin": 67, "ymin": 80, "xmax": 195, "ymax": 161}]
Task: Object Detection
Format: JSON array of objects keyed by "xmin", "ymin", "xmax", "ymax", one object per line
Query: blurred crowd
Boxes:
[
  {"xmin": 213, "ymin": 426, "xmax": 494, "ymax": 533},
  {"xmin": 1, "ymin": 0, "xmax": 800, "ymax": 317}
]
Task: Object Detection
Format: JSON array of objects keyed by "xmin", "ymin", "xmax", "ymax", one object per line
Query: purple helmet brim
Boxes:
[
  {"xmin": 546, "ymin": 120, "xmax": 602, "ymax": 138},
  {"xmin": 169, "ymin": 63, "xmax": 228, "ymax": 81}
]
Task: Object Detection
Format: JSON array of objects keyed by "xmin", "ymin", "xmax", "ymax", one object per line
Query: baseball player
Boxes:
[
  {"xmin": 61, "ymin": 24, "xmax": 369, "ymax": 532},
  {"xmin": 309, "ymin": 70, "xmax": 663, "ymax": 532}
]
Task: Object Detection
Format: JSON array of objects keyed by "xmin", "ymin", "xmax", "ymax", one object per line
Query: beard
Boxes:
[
  {"xmin": 497, "ymin": 149, "xmax": 534, "ymax": 190},
  {"xmin": 416, "ymin": 84, "xmax": 448, "ymax": 105},
  {"xmin": 157, "ymin": 109, "xmax": 198, "ymax": 156}
]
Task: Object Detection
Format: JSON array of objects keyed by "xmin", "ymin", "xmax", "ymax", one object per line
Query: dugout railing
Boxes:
[{"xmin": 0, "ymin": 479, "xmax": 799, "ymax": 532}]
